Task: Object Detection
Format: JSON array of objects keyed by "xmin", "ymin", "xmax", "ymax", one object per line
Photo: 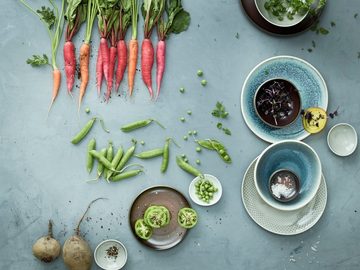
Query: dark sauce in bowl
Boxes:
[
  {"xmin": 269, "ymin": 169, "xmax": 300, "ymax": 202},
  {"xmin": 255, "ymin": 79, "xmax": 301, "ymax": 128}
]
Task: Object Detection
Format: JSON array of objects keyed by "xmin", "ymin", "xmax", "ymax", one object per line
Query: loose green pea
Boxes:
[
  {"xmin": 188, "ymin": 131, "xmax": 192, "ymax": 135},
  {"xmin": 187, "ymin": 110, "xmax": 192, "ymax": 115},
  {"xmin": 140, "ymin": 141, "xmax": 145, "ymax": 145},
  {"xmin": 180, "ymin": 117, "xmax": 185, "ymax": 122},
  {"xmin": 193, "ymin": 130, "xmax": 197, "ymax": 135},
  {"xmin": 85, "ymin": 107, "xmax": 90, "ymax": 113},
  {"xmin": 201, "ymin": 79, "xmax": 207, "ymax": 86},
  {"xmin": 196, "ymin": 159, "xmax": 201, "ymax": 164},
  {"xmin": 183, "ymin": 135, "xmax": 188, "ymax": 141},
  {"xmin": 179, "ymin": 87, "xmax": 185, "ymax": 93},
  {"xmin": 197, "ymin": 69, "xmax": 203, "ymax": 76},
  {"xmin": 196, "ymin": 147, "xmax": 201, "ymax": 152},
  {"xmin": 181, "ymin": 154, "xmax": 186, "ymax": 158}
]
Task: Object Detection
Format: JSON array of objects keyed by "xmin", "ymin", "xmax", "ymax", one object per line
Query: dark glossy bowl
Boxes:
[
  {"xmin": 254, "ymin": 78, "xmax": 301, "ymax": 128},
  {"xmin": 269, "ymin": 169, "xmax": 300, "ymax": 202}
]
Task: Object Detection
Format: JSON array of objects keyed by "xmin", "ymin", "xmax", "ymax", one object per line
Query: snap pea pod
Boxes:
[
  {"xmin": 106, "ymin": 146, "xmax": 124, "ymax": 180},
  {"xmin": 86, "ymin": 138, "xmax": 96, "ymax": 173},
  {"xmin": 135, "ymin": 148, "xmax": 164, "ymax": 159},
  {"xmin": 116, "ymin": 141, "xmax": 137, "ymax": 171},
  {"xmin": 97, "ymin": 148, "xmax": 108, "ymax": 177},
  {"xmin": 120, "ymin": 118, "xmax": 165, "ymax": 132},
  {"xmin": 176, "ymin": 156, "xmax": 203, "ymax": 177},
  {"xmin": 71, "ymin": 118, "xmax": 97, "ymax": 144},
  {"xmin": 161, "ymin": 138, "xmax": 171, "ymax": 173},
  {"xmin": 109, "ymin": 169, "xmax": 143, "ymax": 182},
  {"xmin": 89, "ymin": 150, "xmax": 117, "ymax": 172},
  {"xmin": 103, "ymin": 142, "xmax": 113, "ymax": 178}
]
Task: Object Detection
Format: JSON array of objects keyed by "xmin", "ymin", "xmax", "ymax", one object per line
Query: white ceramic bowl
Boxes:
[
  {"xmin": 189, "ymin": 174, "xmax": 222, "ymax": 206},
  {"xmin": 254, "ymin": 0, "xmax": 309, "ymax": 27},
  {"xmin": 327, "ymin": 123, "xmax": 358, "ymax": 156},
  {"xmin": 94, "ymin": 239, "xmax": 127, "ymax": 270}
]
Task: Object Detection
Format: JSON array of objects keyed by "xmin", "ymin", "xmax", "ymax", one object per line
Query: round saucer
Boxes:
[{"xmin": 242, "ymin": 157, "xmax": 327, "ymax": 235}]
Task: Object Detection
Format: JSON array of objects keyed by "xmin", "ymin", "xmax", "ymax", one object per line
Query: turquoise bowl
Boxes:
[{"xmin": 254, "ymin": 140, "xmax": 322, "ymax": 211}]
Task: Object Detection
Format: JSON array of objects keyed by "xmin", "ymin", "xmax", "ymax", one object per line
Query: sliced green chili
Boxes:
[
  {"xmin": 86, "ymin": 138, "xmax": 96, "ymax": 173},
  {"xmin": 135, "ymin": 219, "xmax": 152, "ymax": 240},
  {"xmin": 176, "ymin": 156, "xmax": 203, "ymax": 177},
  {"xmin": 178, "ymin": 208, "xmax": 198, "ymax": 229},
  {"xmin": 135, "ymin": 148, "xmax": 164, "ymax": 159},
  {"xmin": 120, "ymin": 118, "xmax": 165, "ymax": 132}
]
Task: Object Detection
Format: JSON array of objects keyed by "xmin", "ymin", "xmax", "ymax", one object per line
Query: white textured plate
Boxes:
[{"xmin": 242, "ymin": 158, "xmax": 327, "ymax": 235}]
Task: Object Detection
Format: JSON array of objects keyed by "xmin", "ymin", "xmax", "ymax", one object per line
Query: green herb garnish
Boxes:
[
  {"xmin": 212, "ymin": 102, "xmax": 229, "ymax": 119},
  {"xmin": 36, "ymin": 6, "xmax": 56, "ymax": 28},
  {"xmin": 26, "ymin": 54, "xmax": 50, "ymax": 66}
]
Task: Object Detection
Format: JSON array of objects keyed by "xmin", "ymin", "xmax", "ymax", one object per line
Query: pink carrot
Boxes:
[
  {"xmin": 63, "ymin": 41, "xmax": 76, "ymax": 94},
  {"xmin": 115, "ymin": 40, "xmax": 127, "ymax": 91},
  {"xmin": 96, "ymin": 48, "xmax": 103, "ymax": 97},
  {"xmin": 100, "ymin": 37, "xmax": 110, "ymax": 84},
  {"xmin": 141, "ymin": 38, "xmax": 154, "ymax": 98},
  {"xmin": 105, "ymin": 46, "xmax": 117, "ymax": 101},
  {"xmin": 156, "ymin": 40, "xmax": 166, "ymax": 99}
]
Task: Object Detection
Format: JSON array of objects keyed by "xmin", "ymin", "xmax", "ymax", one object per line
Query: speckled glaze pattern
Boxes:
[
  {"xmin": 254, "ymin": 140, "xmax": 322, "ymax": 211},
  {"xmin": 241, "ymin": 55, "xmax": 328, "ymax": 143},
  {"xmin": 242, "ymin": 158, "xmax": 327, "ymax": 235}
]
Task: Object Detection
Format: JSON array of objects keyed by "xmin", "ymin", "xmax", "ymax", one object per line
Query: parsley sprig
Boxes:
[
  {"xmin": 26, "ymin": 54, "xmax": 50, "ymax": 67},
  {"xmin": 212, "ymin": 102, "xmax": 231, "ymax": 135}
]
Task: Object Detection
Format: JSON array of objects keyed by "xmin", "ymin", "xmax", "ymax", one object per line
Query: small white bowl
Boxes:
[
  {"xmin": 327, "ymin": 123, "xmax": 358, "ymax": 156},
  {"xmin": 189, "ymin": 174, "xmax": 222, "ymax": 206},
  {"xmin": 94, "ymin": 239, "xmax": 127, "ymax": 270},
  {"xmin": 254, "ymin": 0, "xmax": 309, "ymax": 28}
]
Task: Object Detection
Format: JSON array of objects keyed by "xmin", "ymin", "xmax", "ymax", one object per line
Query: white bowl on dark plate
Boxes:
[
  {"xmin": 254, "ymin": 0, "xmax": 309, "ymax": 27},
  {"xmin": 327, "ymin": 123, "xmax": 358, "ymax": 156},
  {"xmin": 94, "ymin": 239, "xmax": 127, "ymax": 270}
]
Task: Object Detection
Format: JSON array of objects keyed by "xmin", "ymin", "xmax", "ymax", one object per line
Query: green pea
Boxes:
[
  {"xmin": 196, "ymin": 159, "xmax": 201, "ymax": 164},
  {"xmin": 85, "ymin": 107, "xmax": 90, "ymax": 113},
  {"xmin": 181, "ymin": 154, "xmax": 186, "ymax": 158},
  {"xmin": 197, "ymin": 69, "xmax": 203, "ymax": 76},
  {"xmin": 187, "ymin": 110, "xmax": 192, "ymax": 115},
  {"xmin": 140, "ymin": 141, "xmax": 145, "ymax": 145},
  {"xmin": 196, "ymin": 147, "xmax": 201, "ymax": 152},
  {"xmin": 179, "ymin": 87, "xmax": 185, "ymax": 93},
  {"xmin": 188, "ymin": 131, "xmax": 192, "ymax": 135},
  {"xmin": 193, "ymin": 130, "xmax": 197, "ymax": 135},
  {"xmin": 180, "ymin": 117, "xmax": 185, "ymax": 122},
  {"xmin": 201, "ymin": 79, "xmax": 207, "ymax": 86},
  {"xmin": 183, "ymin": 135, "xmax": 188, "ymax": 141}
]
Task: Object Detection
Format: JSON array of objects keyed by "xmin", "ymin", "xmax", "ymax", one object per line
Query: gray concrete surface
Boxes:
[{"xmin": 0, "ymin": 0, "xmax": 359, "ymax": 269}]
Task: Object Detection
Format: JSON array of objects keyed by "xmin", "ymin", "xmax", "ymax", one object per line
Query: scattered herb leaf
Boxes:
[
  {"xmin": 318, "ymin": 27, "xmax": 329, "ymax": 35},
  {"xmin": 26, "ymin": 54, "xmax": 49, "ymax": 66},
  {"xmin": 212, "ymin": 102, "xmax": 229, "ymax": 119},
  {"xmin": 36, "ymin": 6, "xmax": 56, "ymax": 29},
  {"xmin": 330, "ymin": 21, "xmax": 336, "ymax": 27},
  {"xmin": 216, "ymin": 123, "xmax": 223, "ymax": 129},
  {"xmin": 328, "ymin": 106, "xmax": 339, "ymax": 119},
  {"xmin": 222, "ymin": 128, "xmax": 231, "ymax": 135}
]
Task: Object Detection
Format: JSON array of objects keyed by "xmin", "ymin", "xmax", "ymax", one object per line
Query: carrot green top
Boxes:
[
  {"xmin": 65, "ymin": 0, "xmax": 87, "ymax": 41},
  {"xmin": 20, "ymin": 0, "xmax": 65, "ymax": 70},
  {"xmin": 131, "ymin": 0, "xmax": 139, "ymax": 40},
  {"xmin": 84, "ymin": 0, "xmax": 98, "ymax": 44},
  {"xmin": 142, "ymin": 0, "xmax": 165, "ymax": 39}
]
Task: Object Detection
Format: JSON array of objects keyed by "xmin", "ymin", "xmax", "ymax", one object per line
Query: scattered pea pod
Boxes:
[
  {"xmin": 135, "ymin": 148, "xmax": 164, "ymax": 159},
  {"xmin": 196, "ymin": 139, "xmax": 232, "ymax": 164},
  {"xmin": 116, "ymin": 141, "xmax": 137, "ymax": 171},
  {"xmin": 89, "ymin": 150, "xmax": 118, "ymax": 172},
  {"xmin": 176, "ymin": 156, "xmax": 203, "ymax": 177},
  {"xmin": 71, "ymin": 117, "xmax": 109, "ymax": 145},
  {"xmin": 103, "ymin": 142, "xmax": 114, "ymax": 179},
  {"xmin": 106, "ymin": 146, "xmax": 124, "ymax": 180},
  {"xmin": 120, "ymin": 118, "xmax": 165, "ymax": 132},
  {"xmin": 86, "ymin": 138, "xmax": 96, "ymax": 173},
  {"xmin": 97, "ymin": 148, "xmax": 108, "ymax": 177},
  {"xmin": 109, "ymin": 169, "xmax": 143, "ymax": 182},
  {"xmin": 160, "ymin": 138, "xmax": 179, "ymax": 173}
]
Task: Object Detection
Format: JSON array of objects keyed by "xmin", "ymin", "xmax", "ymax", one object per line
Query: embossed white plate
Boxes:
[{"xmin": 242, "ymin": 158, "xmax": 327, "ymax": 235}]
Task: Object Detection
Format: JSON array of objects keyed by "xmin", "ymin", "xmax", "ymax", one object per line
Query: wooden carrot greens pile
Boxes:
[{"xmin": 21, "ymin": 0, "xmax": 191, "ymax": 112}]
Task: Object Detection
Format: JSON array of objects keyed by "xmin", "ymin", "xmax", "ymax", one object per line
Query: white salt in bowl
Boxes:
[{"xmin": 327, "ymin": 123, "xmax": 358, "ymax": 156}]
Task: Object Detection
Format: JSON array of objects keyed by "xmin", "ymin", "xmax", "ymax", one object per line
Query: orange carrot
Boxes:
[
  {"xmin": 128, "ymin": 38, "xmax": 138, "ymax": 96},
  {"xmin": 115, "ymin": 40, "xmax": 127, "ymax": 91},
  {"xmin": 141, "ymin": 38, "xmax": 154, "ymax": 98},
  {"xmin": 48, "ymin": 68, "xmax": 61, "ymax": 112},
  {"xmin": 78, "ymin": 43, "xmax": 90, "ymax": 111}
]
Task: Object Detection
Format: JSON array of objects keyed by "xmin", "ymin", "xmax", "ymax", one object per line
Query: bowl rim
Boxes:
[
  {"xmin": 94, "ymin": 239, "xmax": 128, "ymax": 270},
  {"xmin": 189, "ymin": 174, "xmax": 222, "ymax": 207},
  {"xmin": 254, "ymin": 140, "xmax": 322, "ymax": 211},
  {"xmin": 253, "ymin": 77, "xmax": 301, "ymax": 128},
  {"xmin": 327, "ymin": 123, "xmax": 358, "ymax": 156},
  {"xmin": 254, "ymin": 0, "xmax": 309, "ymax": 28}
]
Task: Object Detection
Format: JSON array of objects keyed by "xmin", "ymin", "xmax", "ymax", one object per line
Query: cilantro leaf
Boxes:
[
  {"xmin": 212, "ymin": 102, "xmax": 229, "ymax": 118},
  {"xmin": 36, "ymin": 6, "xmax": 56, "ymax": 29},
  {"xmin": 222, "ymin": 128, "xmax": 232, "ymax": 136},
  {"xmin": 26, "ymin": 54, "xmax": 49, "ymax": 67}
]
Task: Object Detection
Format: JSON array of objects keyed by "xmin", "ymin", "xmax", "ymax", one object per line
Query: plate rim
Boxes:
[
  {"xmin": 241, "ymin": 55, "xmax": 329, "ymax": 143},
  {"xmin": 241, "ymin": 157, "xmax": 328, "ymax": 235},
  {"xmin": 128, "ymin": 185, "xmax": 190, "ymax": 250}
]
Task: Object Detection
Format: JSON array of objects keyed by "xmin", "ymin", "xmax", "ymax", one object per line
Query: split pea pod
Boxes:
[
  {"xmin": 103, "ymin": 142, "xmax": 114, "ymax": 177},
  {"xmin": 87, "ymin": 138, "xmax": 96, "ymax": 173},
  {"xmin": 120, "ymin": 118, "xmax": 165, "ymax": 132},
  {"xmin": 176, "ymin": 156, "xmax": 203, "ymax": 177},
  {"xmin": 90, "ymin": 150, "xmax": 117, "ymax": 172},
  {"xmin": 106, "ymin": 146, "xmax": 124, "ymax": 180},
  {"xmin": 116, "ymin": 141, "xmax": 137, "ymax": 171},
  {"xmin": 109, "ymin": 169, "xmax": 143, "ymax": 182},
  {"xmin": 135, "ymin": 148, "xmax": 164, "ymax": 159},
  {"xmin": 97, "ymin": 148, "xmax": 107, "ymax": 177},
  {"xmin": 71, "ymin": 118, "xmax": 97, "ymax": 144}
]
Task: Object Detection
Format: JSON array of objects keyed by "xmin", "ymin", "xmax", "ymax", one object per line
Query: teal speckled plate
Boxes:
[{"xmin": 241, "ymin": 56, "xmax": 328, "ymax": 143}]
